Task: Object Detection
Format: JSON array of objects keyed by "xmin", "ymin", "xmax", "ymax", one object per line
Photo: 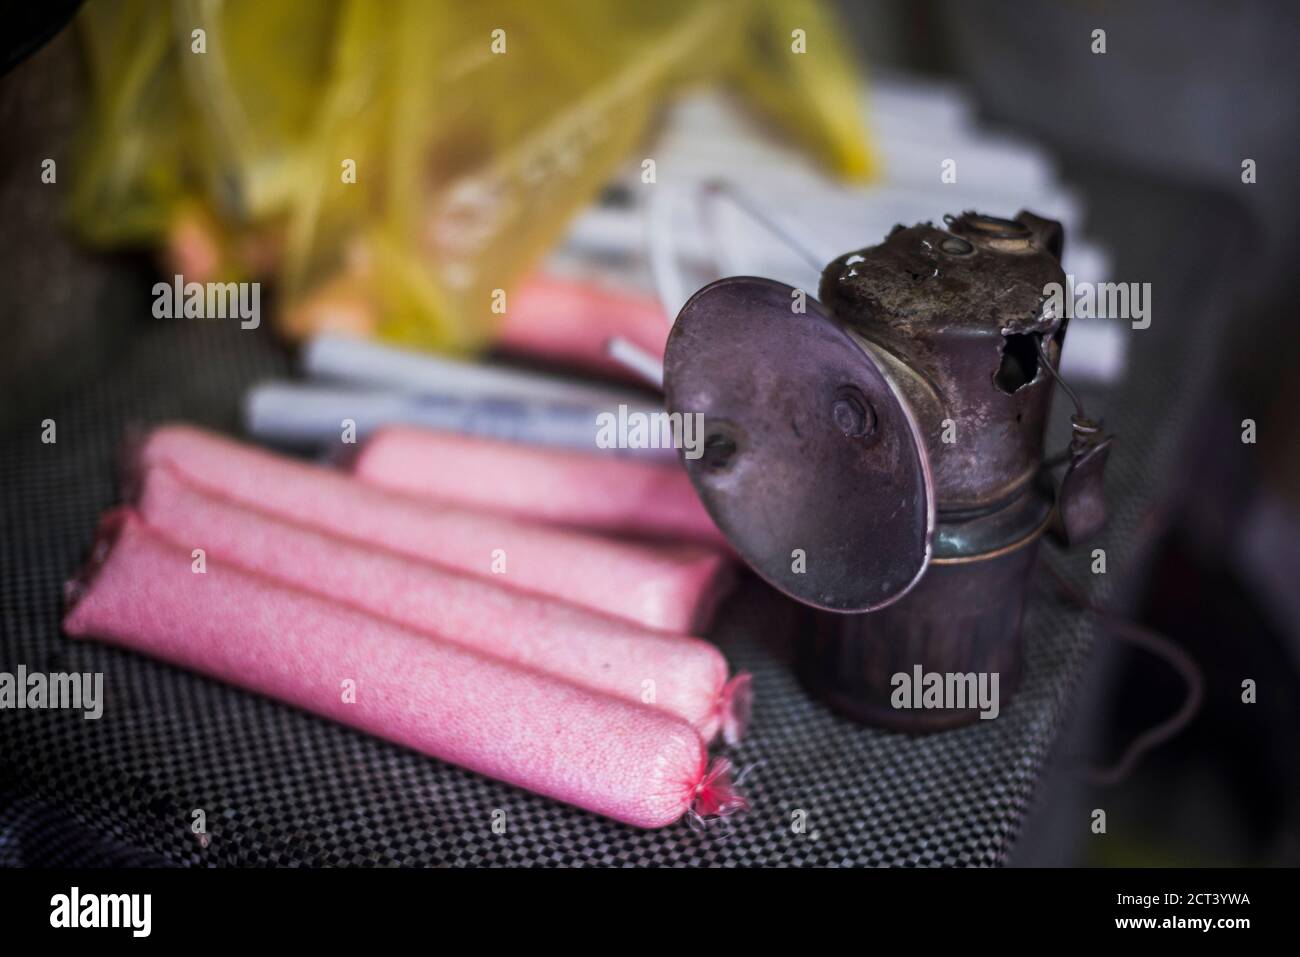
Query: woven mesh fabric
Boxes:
[
  {"xmin": 0, "ymin": 192, "xmax": 1246, "ymax": 866},
  {"xmin": 0, "ymin": 791, "xmax": 173, "ymax": 868}
]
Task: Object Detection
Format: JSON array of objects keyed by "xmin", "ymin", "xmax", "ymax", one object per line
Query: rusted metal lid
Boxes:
[{"xmin": 664, "ymin": 276, "xmax": 934, "ymax": 613}]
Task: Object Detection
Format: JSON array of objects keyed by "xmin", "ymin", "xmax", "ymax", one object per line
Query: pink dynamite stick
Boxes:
[
  {"xmin": 351, "ymin": 425, "xmax": 730, "ymax": 549},
  {"xmin": 133, "ymin": 425, "xmax": 732, "ymax": 633},
  {"xmin": 136, "ymin": 464, "xmax": 750, "ymax": 744},
  {"xmin": 500, "ymin": 274, "xmax": 668, "ymax": 379},
  {"xmin": 63, "ymin": 514, "xmax": 746, "ymax": 828}
]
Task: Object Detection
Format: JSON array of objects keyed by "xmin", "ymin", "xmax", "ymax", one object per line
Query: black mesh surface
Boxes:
[{"xmin": 0, "ymin": 185, "xmax": 1251, "ymax": 867}]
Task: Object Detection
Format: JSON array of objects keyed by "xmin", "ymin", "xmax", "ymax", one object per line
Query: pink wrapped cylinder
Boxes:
[
  {"xmin": 501, "ymin": 274, "xmax": 668, "ymax": 379},
  {"xmin": 350, "ymin": 426, "xmax": 729, "ymax": 549},
  {"xmin": 135, "ymin": 464, "xmax": 750, "ymax": 743},
  {"xmin": 63, "ymin": 514, "xmax": 746, "ymax": 829},
  {"xmin": 133, "ymin": 425, "xmax": 731, "ymax": 633}
]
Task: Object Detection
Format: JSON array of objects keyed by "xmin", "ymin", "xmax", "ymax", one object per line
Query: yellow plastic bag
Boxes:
[{"xmin": 69, "ymin": 0, "xmax": 878, "ymax": 353}]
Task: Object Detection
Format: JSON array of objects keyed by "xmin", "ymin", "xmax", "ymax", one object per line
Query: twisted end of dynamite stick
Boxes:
[{"xmin": 691, "ymin": 757, "xmax": 750, "ymax": 822}]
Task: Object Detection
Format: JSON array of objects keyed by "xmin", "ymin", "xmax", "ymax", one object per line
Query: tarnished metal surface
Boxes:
[
  {"xmin": 664, "ymin": 211, "xmax": 1109, "ymax": 730},
  {"xmin": 1055, "ymin": 433, "xmax": 1114, "ymax": 545},
  {"xmin": 819, "ymin": 211, "xmax": 1068, "ymax": 510},
  {"xmin": 799, "ymin": 536, "xmax": 1039, "ymax": 731},
  {"xmin": 664, "ymin": 276, "xmax": 933, "ymax": 612},
  {"xmin": 932, "ymin": 473, "xmax": 1054, "ymax": 559}
]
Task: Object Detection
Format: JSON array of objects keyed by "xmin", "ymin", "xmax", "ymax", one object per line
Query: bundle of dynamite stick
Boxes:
[{"xmin": 63, "ymin": 424, "xmax": 750, "ymax": 828}]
